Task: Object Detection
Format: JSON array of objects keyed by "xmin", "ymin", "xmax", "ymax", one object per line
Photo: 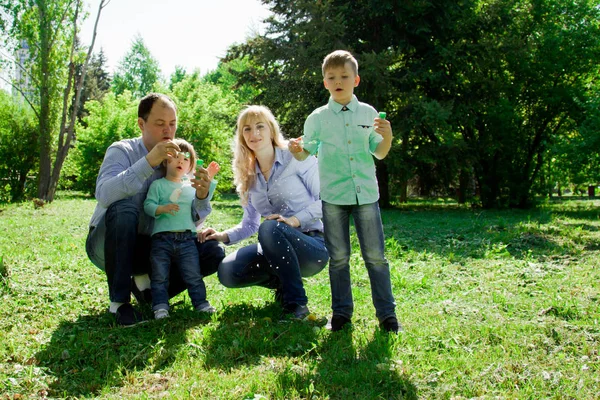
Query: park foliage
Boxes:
[{"xmin": 0, "ymin": 0, "xmax": 599, "ymax": 208}]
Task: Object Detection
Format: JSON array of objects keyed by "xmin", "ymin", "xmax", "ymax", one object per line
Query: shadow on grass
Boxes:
[
  {"xmin": 35, "ymin": 306, "xmax": 208, "ymax": 398},
  {"xmin": 279, "ymin": 329, "xmax": 418, "ymax": 399},
  {"xmin": 380, "ymin": 206, "xmax": 595, "ymax": 263},
  {"xmin": 203, "ymin": 304, "xmax": 417, "ymax": 398},
  {"xmin": 203, "ymin": 303, "xmax": 320, "ymax": 368}
]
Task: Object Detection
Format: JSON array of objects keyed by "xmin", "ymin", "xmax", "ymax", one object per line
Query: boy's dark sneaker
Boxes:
[
  {"xmin": 131, "ymin": 280, "xmax": 152, "ymax": 306},
  {"xmin": 281, "ymin": 303, "xmax": 310, "ymax": 320},
  {"xmin": 115, "ymin": 303, "xmax": 145, "ymax": 327},
  {"xmin": 326, "ymin": 315, "xmax": 351, "ymax": 332},
  {"xmin": 380, "ymin": 316, "xmax": 403, "ymax": 333}
]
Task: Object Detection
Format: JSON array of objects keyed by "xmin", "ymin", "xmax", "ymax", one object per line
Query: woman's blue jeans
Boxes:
[
  {"xmin": 322, "ymin": 201, "xmax": 396, "ymax": 322},
  {"xmin": 218, "ymin": 219, "xmax": 329, "ymax": 307}
]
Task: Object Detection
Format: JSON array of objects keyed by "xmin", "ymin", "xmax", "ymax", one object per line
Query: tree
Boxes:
[
  {"xmin": 204, "ymin": 57, "xmax": 261, "ymax": 105},
  {"xmin": 169, "ymin": 71, "xmax": 243, "ymax": 193},
  {"xmin": 443, "ymin": 0, "xmax": 600, "ymax": 207},
  {"xmin": 112, "ymin": 35, "xmax": 161, "ymax": 98},
  {"xmin": 223, "ymin": 0, "xmax": 463, "ymax": 207},
  {"xmin": 0, "ymin": 0, "xmax": 109, "ymax": 202},
  {"xmin": 225, "ymin": 0, "xmax": 600, "ymax": 208},
  {"xmin": 69, "ymin": 91, "xmax": 138, "ymax": 194},
  {"xmin": 75, "ymin": 48, "xmax": 112, "ymax": 124},
  {"xmin": 169, "ymin": 65, "xmax": 187, "ymax": 91},
  {"xmin": 0, "ymin": 90, "xmax": 38, "ymax": 202}
]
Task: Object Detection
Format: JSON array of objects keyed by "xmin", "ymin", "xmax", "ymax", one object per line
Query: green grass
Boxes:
[{"xmin": 0, "ymin": 192, "xmax": 599, "ymax": 399}]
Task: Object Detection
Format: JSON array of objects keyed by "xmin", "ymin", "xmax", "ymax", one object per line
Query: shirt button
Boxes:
[
  {"xmin": 348, "ymin": 140, "xmax": 351, "ymax": 144},
  {"xmin": 353, "ymin": 174, "xmax": 356, "ymax": 178},
  {"xmin": 346, "ymin": 123, "xmax": 349, "ymax": 127},
  {"xmin": 350, "ymin": 157, "xmax": 354, "ymax": 161}
]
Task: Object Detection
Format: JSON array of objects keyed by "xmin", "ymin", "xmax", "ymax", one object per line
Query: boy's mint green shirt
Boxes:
[{"xmin": 303, "ymin": 95, "xmax": 383, "ymax": 205}]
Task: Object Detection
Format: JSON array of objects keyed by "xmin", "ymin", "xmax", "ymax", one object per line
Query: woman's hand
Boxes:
[
  {"xmin": 265, "ymin": 214, "xmax": 300, "ymax": 228},
  {"xmin": 198, "ymin": 227, "xmax": 229, "ymax": 243},
  {"xmin": 288, "ymin": 137, "xmax": 304, "ymax": 154}
]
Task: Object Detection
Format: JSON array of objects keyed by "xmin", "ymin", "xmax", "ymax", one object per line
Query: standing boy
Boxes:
[{"xmin": 289, "ymin": 50, "xmax": 400, "ymax": 333}]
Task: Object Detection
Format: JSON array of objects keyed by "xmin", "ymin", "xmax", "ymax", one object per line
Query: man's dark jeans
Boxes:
[{"xmin": 85, "ymin": 198, "xmax": 224, "ymax": 303}]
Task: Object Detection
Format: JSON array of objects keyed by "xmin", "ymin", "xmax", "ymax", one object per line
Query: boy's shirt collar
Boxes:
[{"xmin": 328, "ymin": 95, "xmax": 358, "ymax": 113}]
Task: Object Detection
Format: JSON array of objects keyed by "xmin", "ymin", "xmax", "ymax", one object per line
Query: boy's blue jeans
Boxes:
[
  {"xmin": 150, "ymin": 231, "xmax": 208, "ymax": 311},
  {"xmin": 218, "ymin": 219, "xmax": 329, "ymax": 306},
  {"xmin": 322, "ymin": 201, "xmax": 396, "ymax": 322}
]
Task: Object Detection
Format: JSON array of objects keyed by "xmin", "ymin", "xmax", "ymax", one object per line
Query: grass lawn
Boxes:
[{"xmin": 0, "ymin": 192, "xmax": 598, "ymax": 399}]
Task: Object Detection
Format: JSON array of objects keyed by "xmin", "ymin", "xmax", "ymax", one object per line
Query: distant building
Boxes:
[
  {"xmin": 13, "ymin": 39, "xmax": 35, "ymax": 101},
  {"xmin": 0, "ymin": 63, "xmax": 9, "ymax": 93}
]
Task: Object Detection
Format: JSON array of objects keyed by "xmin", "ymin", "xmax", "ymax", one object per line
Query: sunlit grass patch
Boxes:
[{"xmin": 1, "ymin": 194, "xmax": 599, "ymax": 398}]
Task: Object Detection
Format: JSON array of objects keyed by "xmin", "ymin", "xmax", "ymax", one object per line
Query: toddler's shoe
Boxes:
[
  {"xmin": 154, "ymin": 309, "xmax": 169, "ymax": 320},
  {"xmin": 196, "ymin": 302, "xmax": 217, "ymax": 313},
  {"xmin": 380, "ymin": 316, "xmax": 403, "ymax": 333},
  {"xmin": 326, "ymin": 315, "xmax": 351, "ymax": 332}
]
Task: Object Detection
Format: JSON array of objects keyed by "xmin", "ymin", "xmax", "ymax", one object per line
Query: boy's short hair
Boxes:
[
  {"xmin": 322, "ymin": 50, "xmax": 359, "ymax": 77},
  {"xmin": 138, "ymin": 93, "xmax": 177, "ymax": 121}
]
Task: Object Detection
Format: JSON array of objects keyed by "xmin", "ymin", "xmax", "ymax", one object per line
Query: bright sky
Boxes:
[{"xmin": 81, "ymin": 0, "xmax": 271, "ymax": 78}]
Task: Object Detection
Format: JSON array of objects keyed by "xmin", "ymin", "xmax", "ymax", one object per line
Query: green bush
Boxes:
[
  {"xmin": 66, "ymin": 91, "xmax": 138, "ymax": 195},
  {"xmin": 0, "ymin": 91, "xmax": 39, "ymax": 202},
  {"xmin": 170, "ymin": 72, "xmax": 242, "ymax": 194}
]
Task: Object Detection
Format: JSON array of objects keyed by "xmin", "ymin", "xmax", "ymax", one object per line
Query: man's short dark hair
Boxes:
[{"xmin": 138, "ymin": 93, "xmax": 177, "ymax": 121}]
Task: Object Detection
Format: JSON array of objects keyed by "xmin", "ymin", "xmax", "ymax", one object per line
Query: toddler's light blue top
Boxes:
[{"xmin": 144, "ymin": 178, "xmax": 200, "ymax": 235}]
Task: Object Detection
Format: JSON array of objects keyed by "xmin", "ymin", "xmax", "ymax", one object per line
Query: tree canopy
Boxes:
[
  {"xmin": 224, "ymin": 0, "xmax": 600, "ymax": 208},
  {"xmin": 112, "ymin": 35, "xmax": 161, "ymax": 99}
]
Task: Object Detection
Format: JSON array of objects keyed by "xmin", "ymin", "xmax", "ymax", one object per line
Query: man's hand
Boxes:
[
  {"xmin": 191, "ymin": 166, "xmax": 211, "ymax": 199},
  {"xmin": 156, "ymin": 203, "xmax": 180, "ymax": 216},
  {"xmin": 265, "ymin": 214, "xmax": 300, "ymax": 228},
  {"xmin": 146, "ymin": 140, "xmax": 181, "ymax": 168},
  {"xmin": 198, "ymin": 227, "xmax": 229, "ymax": 243}
]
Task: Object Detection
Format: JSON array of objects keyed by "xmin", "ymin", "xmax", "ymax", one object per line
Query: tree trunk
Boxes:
[
  {"xmin": 457, "ymin": 169, "xmax": 469, "ymax": 204},
  {"xmin": 37, "ymin": 0, "xmax": 52, "ymax": 200},
  {"xmin": 376, "ymin": 160, "xmax": 390, "ymax": 208},
  {"xmin": 43, "ymin": 0, "xmax": 107, "ymax": 202},
  {"xmin": 398, "ymin": 179, "xmax": 408, "ymax": 203}
]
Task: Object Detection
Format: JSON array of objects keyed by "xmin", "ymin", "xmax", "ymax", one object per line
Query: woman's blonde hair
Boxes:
[{"xmin": 232, "ymin": 105, "xmax": 287, "ymax": 205}]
